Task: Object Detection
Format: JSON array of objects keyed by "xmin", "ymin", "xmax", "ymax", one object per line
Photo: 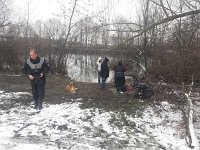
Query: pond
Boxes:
[{"xmin": 66, "ymin": 53, "xmax": 133, "ymax": 83}]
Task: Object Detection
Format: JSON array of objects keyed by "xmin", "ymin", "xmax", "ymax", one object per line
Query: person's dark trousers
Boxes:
[
  {"xmin": 115, "ymin": 77, "xmax": 121, "ymax": 92},
  {"xmin": 121, "ymin": 77, "xmax": 126, "ymax": 91},
  {"xmin": 98, "ymin": 71, "xmax": 101, "ymax": 87},
  {"xmin": 101, "ymin": 77, "xmax": 107, "ymax": 90},
  {"xmin": 116, "ymin": 77, "xmax": 125, "ymax": 92},
  {"xmin": 31, "ymin": 78, "xmax": 45, "ymax": 110}
]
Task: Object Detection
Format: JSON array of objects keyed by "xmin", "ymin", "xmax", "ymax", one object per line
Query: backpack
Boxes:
[{"xmin": 135, "ymin": 83, "xmax": 153, "ymax": 99}]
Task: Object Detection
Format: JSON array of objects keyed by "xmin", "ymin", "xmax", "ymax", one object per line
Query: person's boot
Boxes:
[
  {"xmin": 33, "ymin": 100, "xmax": 38, "ymax": 109},
  {"xmin": 38, "ymin": 99, "xmax": 43, "ymax": 110}
]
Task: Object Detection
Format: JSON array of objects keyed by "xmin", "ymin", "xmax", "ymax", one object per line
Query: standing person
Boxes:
[
  {"xmin": 100, "ymin": 57, "xmax": 109, "ymax": 90},
  {"xmin": 96, "ymin": 56, "xmax": 103, "ymax": 87},
  {"xmin": 114, "ymin": 60, "xmax": 126, "ymax": 93},
  {"xmin": 22, "ymin": 48, "xmax": 50, "ymax": 110}
]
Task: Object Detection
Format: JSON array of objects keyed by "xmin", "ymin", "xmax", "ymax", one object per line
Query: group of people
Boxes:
[
  {"xmin": 22, "ymin": 48, "xmax": 128, "ymax": 110},
  {"xmin": 96, "ymin": 56, "xmax": 127, "ymax": 93}
]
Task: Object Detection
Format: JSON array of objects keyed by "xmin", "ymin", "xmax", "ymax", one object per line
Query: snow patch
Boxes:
[{"xmin": 0, "ymin": 91, "xmax": 194, "ymax": 149}]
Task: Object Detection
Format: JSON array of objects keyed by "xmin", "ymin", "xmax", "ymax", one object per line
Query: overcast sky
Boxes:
[{"xmin": 13, "ymin": 0, "xmax": 138, "ymax": 22}]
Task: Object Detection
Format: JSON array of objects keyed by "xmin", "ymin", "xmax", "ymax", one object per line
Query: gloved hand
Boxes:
[{"xmin": 40, "ymin": 73, "xmax": 44, "ymax": 77}]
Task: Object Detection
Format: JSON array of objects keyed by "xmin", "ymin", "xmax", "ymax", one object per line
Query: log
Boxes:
[
  {"xmin": 185, "ymin": 93, "xmax": 199, "ymax": 148},
  {"xmin": 184, "ymin": 75, "xmax": 199, "ymax": 149}
]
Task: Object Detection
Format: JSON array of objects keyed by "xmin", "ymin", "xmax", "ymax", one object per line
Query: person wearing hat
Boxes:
[
  {"xmin": 100, "ymin": 57, "xmax": 109, "ymax": 90},
  {"xmin": 96, "ymin": 56, "xmax": 103, "ymax": 87}
]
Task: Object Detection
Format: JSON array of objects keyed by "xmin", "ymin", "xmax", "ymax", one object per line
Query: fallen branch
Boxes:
[
  {"xmin": 183, "ymin": 75, "xmax": 199, "ymax": 149},
  {"xmin": 122, "ymin": 9, "xmax": 200, "ymax": 44},
  {"xmin": 129, "ymin": 59, "xmax": 146, "ymax": 73}
]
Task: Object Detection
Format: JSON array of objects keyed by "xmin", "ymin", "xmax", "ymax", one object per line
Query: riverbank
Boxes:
[
  {"xmin": 1, "ymin": 73, "xmax": 200, "ymax": 149},
  {"xmin": 0, "ymin": 73, "xmax": 182, "ymax": 113},
  {"xmin": 0, "ymin": 73, "xmax": 146, "ymax": 113}
]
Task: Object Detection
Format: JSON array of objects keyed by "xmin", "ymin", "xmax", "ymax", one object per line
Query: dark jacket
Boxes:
[
  {"xmin": 22, "ymin": 57, "xmax": 50, "ymax": 79},
  {"xmin": 100, "ymin": 57, "xmax": 109, "ymax": 78},
  {"xmin": 114, "ymin": 64, "xmax": 126, "ymax": 78}
]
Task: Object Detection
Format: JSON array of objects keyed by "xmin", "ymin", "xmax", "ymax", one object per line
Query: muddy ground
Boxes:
[
  {"xmin": 2, "ymin": 73, "xmax": 200, "ymax": 149},
  {"xmin": 0, "ymin": 73, "xmax": 182, "ymax": 114}
]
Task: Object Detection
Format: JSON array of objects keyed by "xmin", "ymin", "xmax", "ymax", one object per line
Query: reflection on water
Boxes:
[{"xmin": 66, "ymin": 53, "xmax": 122, "ymax": 83}]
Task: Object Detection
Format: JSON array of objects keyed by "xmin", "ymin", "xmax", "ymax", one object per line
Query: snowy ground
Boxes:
[{"xmin": 0, "ymin": 90, "xmax": 198, "ymax": 150}]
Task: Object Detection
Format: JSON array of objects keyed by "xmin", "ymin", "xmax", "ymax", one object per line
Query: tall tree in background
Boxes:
[
  {"xmin": 124, "ymin": 0, "xmax": 200, "ymax": 80},
  {"xmin": 56, "ymin": 0, "xmax": 78, "ymax": 74},
  {"xmin": 0, "ymin": 0, "xmax": 10, "ymax": 28},
  {"xmin": 0, "ymin": 0, "xmax": 12, "ymax": 71}
]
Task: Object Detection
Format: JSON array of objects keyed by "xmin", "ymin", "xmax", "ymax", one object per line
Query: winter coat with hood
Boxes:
[
  {"xmin": 96, "ymin": 57, "xmax": 103, "ymax": 72},
  {"xmin": 100, "ymin": 57, "xmax": 109, "ymax": 78},
  {"xmin": 114, "ymin": 60, "xmax": 126, "ymax": 78}
]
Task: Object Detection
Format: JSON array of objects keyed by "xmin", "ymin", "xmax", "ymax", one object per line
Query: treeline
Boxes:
[{"xmin": 0, "ymin": 0, "xmax": 200, "ymax": 83}]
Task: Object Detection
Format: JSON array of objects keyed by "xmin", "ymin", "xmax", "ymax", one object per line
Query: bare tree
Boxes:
[
  {"xmin": 0, "ymin": 0, "xmax": 10, "ymax": 28},
  {"xmin": 0, "ymin": 0, "xmax": 13, "ymax": 71},
  {"xmin": 112, "ymin": 16, "xmax": 128, "ymax": 46},
  {"xmin": 56, "ymin": 0, "xmax": 78, "ymax": 74}
]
